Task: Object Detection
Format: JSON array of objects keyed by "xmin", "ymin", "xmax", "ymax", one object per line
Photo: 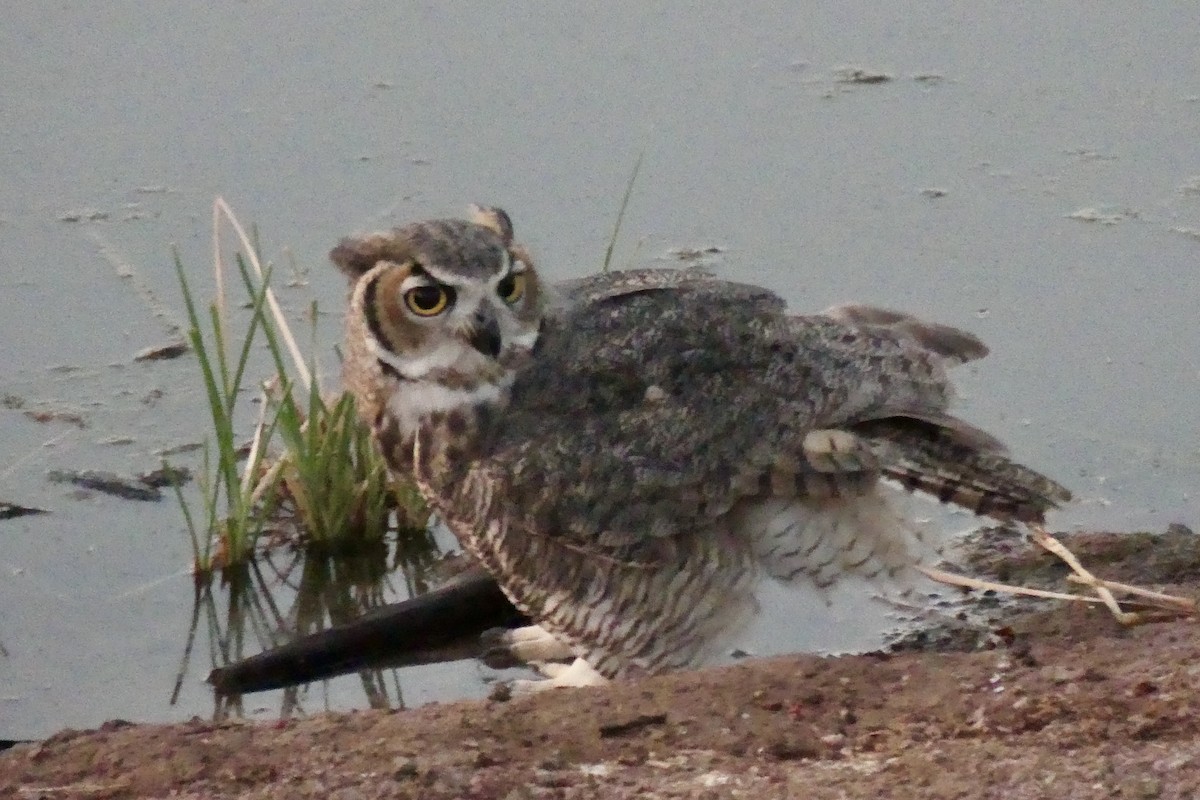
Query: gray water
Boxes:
[{"xmin": 2, "ymin": 2, "xmax": 1197, "ymax": 739}]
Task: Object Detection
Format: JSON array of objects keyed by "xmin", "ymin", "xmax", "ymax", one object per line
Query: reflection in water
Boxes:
[{"xmin": 173, "ymin": 523, "xmax": 444, "ymax": 720}]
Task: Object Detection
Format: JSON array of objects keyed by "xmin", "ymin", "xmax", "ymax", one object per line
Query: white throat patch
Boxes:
[
  {"xmin": 385, "ymin": 375, "xmax": 511, "ymax": 437},
  {"xmin": 368, "ymin": 335, "xmax": 487, "ymax": 381}
]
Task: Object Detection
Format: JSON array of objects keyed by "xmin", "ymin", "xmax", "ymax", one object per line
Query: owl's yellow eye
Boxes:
[
  {"xmin": 404, "ymin": 285, "xmax": 452, "ymax": 316},
  {"xmin": 497, "ymin": 272, "xmax": 525, "ymax": 304}
]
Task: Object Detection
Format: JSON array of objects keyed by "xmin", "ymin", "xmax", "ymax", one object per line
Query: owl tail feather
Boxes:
[{"xmin": 856, "ymin": 415, "xmax": 1072, "ymax": 524}]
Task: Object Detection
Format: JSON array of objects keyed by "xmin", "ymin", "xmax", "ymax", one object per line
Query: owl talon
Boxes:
[{"xmin": 481, "ymin": 623, "xmax": 576, "ymax": 668}]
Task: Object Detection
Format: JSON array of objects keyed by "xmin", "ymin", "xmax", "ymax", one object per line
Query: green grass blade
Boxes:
[{"xmin": 602, "ymin": 149, "xmax": 645, "ymax": 273}]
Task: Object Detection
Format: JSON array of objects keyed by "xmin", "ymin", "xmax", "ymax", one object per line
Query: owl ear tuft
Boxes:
[
  {"xmin": 469, "ymin": 204, "xmax": 515, "ymax": 245},
  {"xmin": 329, "ymin": 232, "xmax": 398, "ymax": 280}
]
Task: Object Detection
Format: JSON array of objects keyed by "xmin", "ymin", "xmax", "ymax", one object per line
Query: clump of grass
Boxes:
[
  {"xmin": 265, "ymin": 380, "xmax": 411, "ymax": 554},
  {"xmin": 172, "ymin": 198, "xmax": 429, "ymax": 575}
]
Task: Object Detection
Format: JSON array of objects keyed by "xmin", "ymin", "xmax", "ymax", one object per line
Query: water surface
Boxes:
[{"xmin": 2, "ymin": 2, "xmax": 1197, "ymax": 738}]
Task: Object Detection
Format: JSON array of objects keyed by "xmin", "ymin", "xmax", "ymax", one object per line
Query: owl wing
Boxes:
[
  {"xmin": 480, "ymin": 275, "xmax": 1068, "ymax": 567},
  {"xmin": 547, "ymin": 267, "xmax": 786, "ymax": 316}
]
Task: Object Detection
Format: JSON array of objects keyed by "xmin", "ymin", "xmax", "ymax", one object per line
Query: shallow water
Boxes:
[{"xmin": 2, "ymin": 2, "xmax": 1197, "ymax": 738}]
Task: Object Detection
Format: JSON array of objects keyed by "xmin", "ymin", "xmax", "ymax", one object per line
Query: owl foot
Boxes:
[
  {"xmin": 481, "ymin": 624, "xmax": 575, "ymax": 669},
  {"xmin": 509, "ymin": 657, "xmax": 609, "ymax": 693}
]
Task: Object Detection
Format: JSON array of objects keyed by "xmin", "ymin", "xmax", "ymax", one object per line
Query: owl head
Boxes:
[{"xmin": 332, "ymin": 206, "xmax": 544, "ymax": 390}]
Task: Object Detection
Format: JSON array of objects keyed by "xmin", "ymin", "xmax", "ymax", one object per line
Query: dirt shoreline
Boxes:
[{"xmin": 4, "ymin": 529, "xmax": 1199, "ymax": 799}]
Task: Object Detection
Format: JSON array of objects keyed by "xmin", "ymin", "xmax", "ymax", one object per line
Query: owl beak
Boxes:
[{"xmin": 468, "ymin": 311, "xmax": 503, "ymax": 359}]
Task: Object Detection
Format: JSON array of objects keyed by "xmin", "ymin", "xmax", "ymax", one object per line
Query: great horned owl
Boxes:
[{"xmin": 331, "ymin": 207, "xmax": 1070, "ymax": 687}]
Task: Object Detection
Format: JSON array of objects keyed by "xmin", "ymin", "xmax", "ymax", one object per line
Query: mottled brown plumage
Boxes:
[{"xmin": 333, "ymin": 207, "xmax": 1071, "ymax": 684}]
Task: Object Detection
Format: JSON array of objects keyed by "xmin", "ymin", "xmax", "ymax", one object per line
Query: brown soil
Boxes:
[{"xmin": 5, "ymin": 529, "xmax": 1200, "ymax": 800}]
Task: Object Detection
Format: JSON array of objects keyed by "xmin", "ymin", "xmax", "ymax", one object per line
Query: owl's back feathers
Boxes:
[{"xmin": 470, "ymin": 275, "xmax": 1067, "ymax": 567}]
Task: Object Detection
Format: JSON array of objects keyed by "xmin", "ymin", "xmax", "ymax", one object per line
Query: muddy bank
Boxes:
[{"xmin": 3, "ymin": 529, "xmax": 1199, "ymax": 799}]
